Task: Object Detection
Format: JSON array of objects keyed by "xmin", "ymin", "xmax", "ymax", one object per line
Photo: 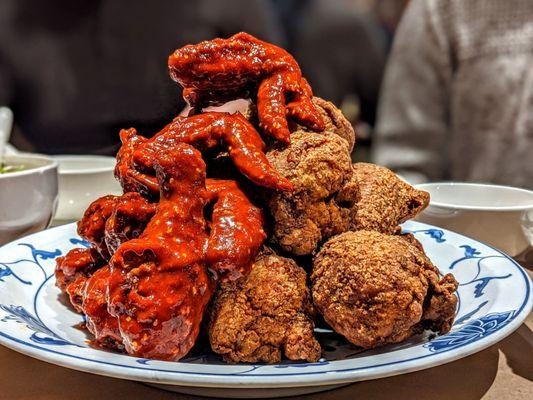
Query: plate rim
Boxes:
[{"xmin": 0, "ymin": 222, "xmax": 531, "ymax": 389}]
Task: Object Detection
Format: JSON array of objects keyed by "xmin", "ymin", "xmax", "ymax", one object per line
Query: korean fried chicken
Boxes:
[
  {"xmin": 267, "ymin": 131, "xmax": 353, "ymax": 255},
  {"xmin": 295, "ymin": 97, "xmax": 356, "ymax": 152},
  {"xmin": 209, "ymin": 249, "xmax": 321, "ymax": 363},
  {"xmin": 337, "ymin": 163, "xmax": 430, "ymax": 234},
  {"xmin": 311, "ymin": 230, "xmax": 458, "ymax": 349}
]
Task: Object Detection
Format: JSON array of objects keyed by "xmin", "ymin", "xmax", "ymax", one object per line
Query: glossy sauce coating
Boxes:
[
  {"xmin": 82, "ymin": 265, "xmax": 124, "ymax": 350},
  {"xmin": 116, "ymin": 113, "xmax": 292, "ymax": 193},
  {"xmin": 55, "ymin": 247, "xmax": 103, "ymax": 292},
  {"xmin": 168, "ymin": 32, "xmax": 324, "ymax": 143},
  {"xmin": 104, "ymin": 192, "xmax": 156, "ymax": 255},
  {"xmin": 205, "ymin": 178, "xmax": 266, "ymax": 281},
  {"xmin": 108, "ymin": 144, "xmax": 213, "ymax": 360},
  {"xmin": 77, "ymin": 195, "xmax": 119, "ymax": 260},
  {"xmin": 115, "ymin": 128, "xmax": 157, "ymax": 198}
]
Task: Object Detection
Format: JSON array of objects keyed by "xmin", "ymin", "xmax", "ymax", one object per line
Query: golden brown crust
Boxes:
[
  {"xmin": 294, "ymin": 97, "xmax": 356, "ymax": 152},
  {"xmin": 269, "ymin": 194, "xmax": 350, "ymax": 256},
  {"xmin": 209, "ymin": 250, "xmax": 321, "ymax": 363},
  {"xmin": 337, "ymin": 163, "xmax": 430, "ymax": 234},
  {"xmin": 266, "ymin": 131, "xmax": 353, "ymax": 255},
  {"xmin": 311, "ymin": 231, "xmax": 457, "ymax": 349}
]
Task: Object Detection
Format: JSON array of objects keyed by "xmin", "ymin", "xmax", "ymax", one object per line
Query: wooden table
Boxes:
[{"xmin": 1, "ymin": 269, "xmax": 531, "ymax": 400}]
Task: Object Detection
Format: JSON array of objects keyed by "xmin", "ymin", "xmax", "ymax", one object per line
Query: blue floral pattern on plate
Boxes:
[{"xmin": 0, "ymin": 221, "xmax": 530, "ymax": 389}]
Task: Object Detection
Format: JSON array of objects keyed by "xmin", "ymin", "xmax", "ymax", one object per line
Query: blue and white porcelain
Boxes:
[
  {"xmin": 416, "ymin": 182, "xmax": 533, "ymax": 256},
  {"xmin": 0, "ymin": 221, "xmax": 530, "ymax": 398}
]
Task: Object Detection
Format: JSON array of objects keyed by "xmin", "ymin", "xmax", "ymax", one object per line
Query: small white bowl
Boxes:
[
  {"xmin": 52, "ymin": 155, "xmax": 122, "ymax": 224},
  {"xmin": 0, "ymin": 154, "xmax": 58, "ymax": 244},
  {"xmin": 415, "ymin": 182, "xmax": 533, "ymax": 256}
]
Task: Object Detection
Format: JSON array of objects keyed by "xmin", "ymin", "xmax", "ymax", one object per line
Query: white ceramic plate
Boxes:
[{"xmin": 0, "ymin": 221, "xmax": 531, "ymax": 398}]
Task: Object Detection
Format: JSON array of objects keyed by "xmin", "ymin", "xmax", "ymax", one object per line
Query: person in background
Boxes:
[
  {"xmin": 290, "ymin": 0, "xmax": 386, "ymax": 128},
  {"xmin": 0, "ymin": 0, "xmax": 283, "ymax": 155},
  {"xmin": 373, "ymin": 0, "xmax": 533, "ymax": 189}
]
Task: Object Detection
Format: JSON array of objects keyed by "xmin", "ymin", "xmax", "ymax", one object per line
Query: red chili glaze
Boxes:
[
  {"xmin": 205, "ymin": 178, "xmax": 266, "ymax": 281},
  {"xmin": 77, "ymin": 195, "xmax": 119, "ymax": 260},
  {"xmin": 108, "ymin": 144, "xmax": 213, "ymax": 361},
  {"xmin": 55, "ymin": 247, "xmax": 104, "ymax": 292},
  {"xmin": 151, "ymin": 112, "xmax": 292, "ymax": 190},
  {"xmin": 115, "ymin": 128, "xmax": 158, "ymax": 198},
  {"xmin": 116, "ymin": 113, "xmax": 292, "ymax": 194},
  {"xmin": 168, "ymin": 32, "xmax": 324, "ymax": 142},
  {"xmin": 66, "ymin": 274, "xmax": 88, "ymax": 313},
  {"xmin": 105, "ymin": 192, "xmax": 156, "ymax": 256},
  {"xmin": 82, "ymin": 265, "xmax": 124, "ymax": 351}
]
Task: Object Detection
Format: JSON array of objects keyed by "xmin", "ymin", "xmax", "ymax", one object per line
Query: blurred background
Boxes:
[{"xmin": 1, "ymin": 0, "xmax": 531, "ymax": 188}]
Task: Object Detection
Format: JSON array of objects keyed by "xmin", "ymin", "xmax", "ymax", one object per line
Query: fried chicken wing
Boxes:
[
  {"xmin": 205, "ymin": 178, "xmax": 266, "ymax": 281},
  {"xmin": 82, "ymin": 265, "xmax": 124, "ymax": 350},
  {"xmin": 266, "ymin": 131, "xmax": 352, "ymax": 254},
  {"xmin": 311, "ymin": 230, "xmax": 458, "ymax": 349},
  {"xmin": 336, "ymin": 163, "xmax": 430, "ymax": 234},
  {"xmin": 168, "ymin": 32, "xmax": 324, "ymax": 143},
  {"xmin": 209, "ymin": 249, "xmax": 321, "ymax": 363},
  {"xmin": 104, "ymin": 192, "xmax": 156, "ymax": 255},
  {"xmin": 77, "ymin": 195, "xmax": 119, "ymax": 260},
  {"xmin": 108, "ymin": 144, "xmax": 213, "ymax": 361}
]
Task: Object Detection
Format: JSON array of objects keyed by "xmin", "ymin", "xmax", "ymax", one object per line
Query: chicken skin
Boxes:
[
  {"xmin": 336, "ymin": 163, "xmax": 430, "ymax": 234},
  {"xmin": 312, "ymin": 230, "xmax": 458, "ymax": 349},
  {"xmin": 294, "ymin": 97, "xmax": 356, "ymax": 152},
  {"xmin": 209, "ymin": 249, "xmax": 321, "ymax": 363},
  {"xmin": 266, "ymin": 131, "xmax": 353, "ymax": 255}
]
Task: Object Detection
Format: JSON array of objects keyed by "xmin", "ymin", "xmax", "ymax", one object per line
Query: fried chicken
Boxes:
[
  {"xmin": 311, "ymin": 230, "xmax": 458, "ymax": 349},
  {"xmin": 336, "ymin": 163, "xmax": 430, "ymax": 234},
  {"xmin": 266, "ymin": 131, "xmax": 353, "ymax": 255},
  {"xmin": 294, "ymin": 97, "xmax": 356, "ymax": 152},
  {"xmin": 208, "ymin": 249, "xmax": 321, "ymax": 363}
]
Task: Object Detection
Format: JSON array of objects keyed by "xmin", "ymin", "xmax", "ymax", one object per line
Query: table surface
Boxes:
[{"xmin": 1, "ymin": 258, "xmax": 532, "ymax": 400}]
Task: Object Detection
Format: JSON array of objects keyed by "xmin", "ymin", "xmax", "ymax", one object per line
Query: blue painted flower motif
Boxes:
[
  {"xmin": 460, "ymin": 245, "xmax": 481, "ymax": 259},
  {"xmin": 423, "ymin": 229, "xmax": 446, "ymax": 243},
  {"xmin": 403, "ymin": 228, "xmax": 446, "ymax": 243},
  {"xmin": 0, "ymin": 304, "xmax": 71, "ymax": 346},
  {"xmin": 425, "ymin": 311, "xmax": 515, "ymax": 352},
  {"xmin": 0, "ymin": 265, "xmax": 31, "ymax": 285},
  {"xmin": 69, "ymin": 238, "xmax": 91, "ymax": 248}
]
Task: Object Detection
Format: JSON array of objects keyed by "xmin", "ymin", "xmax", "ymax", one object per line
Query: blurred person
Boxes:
[
  {"xmin": 289, "ymin": 0, "xmax": 387, "ymax": 127},
  {"xmin": 0, "ymin": 0, "xmax": 283, "ymax": 155},
  {"xmin": 373, "ymin": 0, "xmax": 533, "ymax": 188}
]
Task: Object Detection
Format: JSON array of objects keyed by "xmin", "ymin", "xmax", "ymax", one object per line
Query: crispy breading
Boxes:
[
  {"xmin": 294, "ymin": 97, "xmax": 356, "ymax": 152},
  {"xmin": 336, "ymin": 163, "xmax": 430, "ymax": 234},
  {"xmin": 209, "ymin": 250, "xmax": 321, "ymax": 363},
  {"xmin": 311, "ymin": 230, "xmax": 458, "ymax": 349},
  {"xmin": 267, "ymin": 131, "xmax": 353, "ymax": 255}
]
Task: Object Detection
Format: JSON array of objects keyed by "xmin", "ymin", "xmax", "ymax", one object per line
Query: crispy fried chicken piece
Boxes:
[
  {"xmin": 209, "ymin": 249, "xmax": 321, "ymax": 363},
  {"xmin": 77, "ymin": 195, "xmax": 119, "ymax": 260},
  {"xmin": 205, "ymin": 179, "xmax": 266, "ymax": 281},
  {"xmin": 82, "ymin": 265, "xmax": 124, "ymax": 350},
  {"xmin": 311, "ymin": 231, "xmax": 458, "ymax": 349},
  {"xmin": 336, "ymin": 163, "xmax": 430, "ymax": 234},
  {"xmin": 168, "ymin": 32, "xmax": 324, "ymax": 143},
  {"xmin": 266, "ymin": 131, "xmax": 352, "ymax": 255},
  {"xmin": 269, "ymin": 195, "xmax": 350, "ymax": 256},
  {"xmin": 55, "ymin": 247, "xmax": 105, "ymax": 313},
  {"xmin": 294, "ymin": 97, "xmax": 356, "ymax": 152},
  {"xmin": 108, "ymin": 144, "xmax": 214, "ymax": 361},
  {"xmin": 104, "ymin": 192, "xmax": 156, "ymax": 256}
]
